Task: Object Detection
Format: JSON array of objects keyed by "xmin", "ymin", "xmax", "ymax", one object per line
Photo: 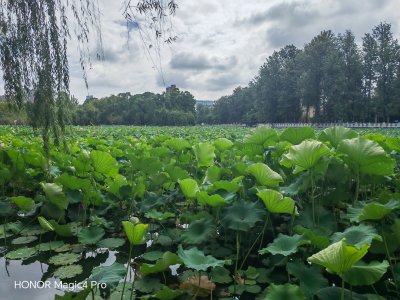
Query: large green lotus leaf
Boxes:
[
  {"xmin": 54, "ymin": 264, "xmax": 83, "ymax": 279},
  {"xmin": 385, "ymin": 137, "xmax": 400, "ymax": 152},
  {"xmin": 35, "ymin": 241, "xmax": 65, "ymax": 252},
  {"xmin": 122, "ymin": 221, "xmax": 148, "ymax": 245},
  {"xmin": 5, "ymin": 247, "xmax": 37, "ymax": 259},
  {"xmin": 56, "ymin": 174, "xmax": 91, "ymax": 191},
  {"xmin": 280, "ymin": 127, "xmax": 315, "ymax": 145},
  {"xmin": 49, "ymin": 220, "xmax": 78, "ymax": 237},
  {"xmin": 209, "ymin": 180, "xmax": 241, "ymax": 193},
  {"xmin": 134, "ymin": 278, "xmax": 163, "ymax": 293},
  {"xmin": 11, "ymin": 236, "xmax": 37, "ymax": 245},
  {"xmin": 204, "ymin": 166, "xmax": 223, "ymax": 183},
  {"xmin": 347, "ymin": 200, "xmax": 400, "ymax": 222},
  {"xmin": 294, "ymin": 226, "xmax": 330, "ymax": 249},
  {"xmin": 192, "ymin": 142, "xmax": 216, "ymax": 167},
  {"xmin": 142, "ymin": 251, "xmax": 164, "ymax": 261},
  {"xmin": 77, "ymin": 226, "xmax": 105, "ymax": 245},
  {"xmin": 105, "ymin": 175, "xmax": 129, "ymax": 198},
  {"xmin": 244, "ymin": 126, "xmax": 278, "ymax": 145},
  {"xmin": 256, "ymin": 189, "xmax": 297, "ymax": 215},
  {"xmin": 221, "ymin": 199, "xmax": 265, "ymax": 232},
  {"xmin": 210, "ymin": 266, "xmax": 232, "ymax": 284},
  {"xmin": 343, "ymin": 260, "xmax": 389, "ymax": 286},
  {"xmin": 165, "ymin": 165, "xmax": 189, "ymax": 181},
  {"xmin": 177, "ymin": 245, "xmax": 225, "ymax": 271},
  {"xmin": 140, "ymin": 251, "xmax": 182, "ymax": 275},
  {"xmin": 0, "ymin": 198, "xmax": 15, "ymax": 217},
  {"xmin": 48, "ymin": 252, "xmax": 81, "ymax": 266},
  {"xmin": 90, "ymin": 150, "xmax": 119, "ymax": 176},
  {"xmin": 281, "ymin": 140, "xmax": 331, "ymax": 173},
  {"xmin": 11, "ymin": 196, "xmax": 35, "ymax": 211},
  {"xmin": 41, "ymin": 183, "xmax": 69, "ymax": 211},
  {"xmin": 38, "ymin": 216, "xmax": 55, "ymax": 231},
  {"xmin": 331, "ymin": 224, "xmax": 382, "ymax": 248},
  {"xmin": 246, "ymin": 163, "xmax": 283, "ymax": 187},
  {"xmin": 154, "ymin": 285, "xmax": 184, "ymax": 300},
  {"xmin": 181, "ymin": 218, "xmax": 215, "ymax": 244},
  {"xmin": 145, "ymin": 210, "xmax": 175, "ymax": 221},
  {"xmin": 179, "ymin": 178, "xmax": 199, "ymax": 198},
  {"xmin": 319, "ymin": 127, "xmax": 358, "ymax": 147},
  {"xmin": 197, "ymin": 191, "xmax": 227, "ymax": 207},
  {"xmin": 89, "ymin": 262, "xmax": 126, "ymax": 289},
  {"xmin": 308, "ymin": 240, "xmax": 370, "ymax": 275},
  {"xmin": 214, "ymin": 138, "xmax": 234, "ymax": 151},
  {"xmin": 54, "ymin": 287, "xmax": 91, "ymax": 300},
  {"xmin": 287, "ymin": 262, "xmax": 329, "ymax": 298},
  {"xmin": 316, "ymin": 287, "xmax": 378, "ymax": 300},
  {"xmin": 97, "ymin": 238, "xmax": 125, "ymax": 249},
  {"xmin": 264, "ymin": 284, "xmax": 306, "ymax": 300},
  {"xmin": 338, "ymin": 137, "xmax": 395, "ymax": 175},
  {"xmin": 260, "ymin": 234, "xmax": 309, "ymax": 256},
  {"xmin": 164, "ymin": 138, "xmax": 191, "ymax": 151}
]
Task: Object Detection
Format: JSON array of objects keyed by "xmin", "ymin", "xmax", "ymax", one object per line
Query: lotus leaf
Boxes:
[
  {"xmin": 181, "ymin": 218, "xmax": 215, "ymax": 244},
  {"xmin": 140, "ymin": 251, "xmax": 182, "ymax": 275},
  {"xmin": 177, "ymin": 245, "xmax": 225, "ymax": 271},
  {"xmin": 244, "ymin": 126, "xmax": 278, "ymax": 145},
  {"xmin": 77, "ymin": 226, "xmax": 105, "ymax": 245},
  {"xmin": 319, "ymin": 127, "xmax": 358, "ymax": 147},
  {"xmin": 5, "ymin": 247, "xmax": 37, "ymax": 259},
  {"xmin": 221, "ymin": 199, "xmax": 265, "ymax": 232},
  {"xmin": 89, "ymin": 262, "xmax": 126, "ymax": 289},
  {"xmin": 214, "ymin": 137, "xmax": 234, "ymax": 151},
  {"xmin": 90, "ymin": 150, "xmax": 119, "ymax": 176},
  {"xmin": 49, "ymin": 252, "xmax": 81, "ymax": 265},
  {"xmin": 197, "ymin": 191, "xmax": 227, "ymax": 207},
  {"xmin": 178, "ymin": 178, "xmax": 199, "ymax": 198},
  {"xmin": 11, "ymin": 196, "xmax": 35, "ymax": 211},
  {"xmin": 257, "ymin": 189, "xmax": 297, "ymax": 214},
  {"xmin": 11, "ymin": 236, "xmax": 37, "ymax": 245},
  {"xmin": 246, "ymin": 163, "xmax": 283, "ymax": 187},
  {"xmin": 264, "ymin": 283, "xmax": 306, "ymax": 300},
  {"xmin": 259, "ymin": 234, "xmax": 308, "ymax": 256},
  {"xmin": 192, "ymin": 142, "xmax": 215, "ymax": 167},
  {"xmin": 122, "ymin": 221, "xmax": 148, "ymax": 245},
  {"xmin": 342, "ymin": 260, "xmax": 389, "ymax": 286},
  {"xmin": 41, "ymin": 183, "xmax": 69, "ymax": 211},
  {"xmin": 280, "ymin": 127, "xmax": 315, "ymax": 145},
  {"xmin": 331, "ymin": 224, "xmax": 382, "ymax": 248},
  {"xmin": 54, "ymin": 264, "xmax": 83, "ymax": 279}
]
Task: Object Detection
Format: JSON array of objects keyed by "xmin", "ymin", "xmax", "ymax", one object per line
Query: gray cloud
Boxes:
[{"xmin": 170, "ymin": 52, "xmax": 238, "ymax": 71}]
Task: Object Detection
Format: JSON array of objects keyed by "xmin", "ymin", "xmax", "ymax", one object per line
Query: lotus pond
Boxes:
[{"xmin": 1, "ymin": 125, "xmax": 400, "ymax": 300}]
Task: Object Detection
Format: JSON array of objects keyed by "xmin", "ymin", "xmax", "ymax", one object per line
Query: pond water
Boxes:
[{"xmin": 0, "ymin": 248, "xmax": 125, "ymax": 300}]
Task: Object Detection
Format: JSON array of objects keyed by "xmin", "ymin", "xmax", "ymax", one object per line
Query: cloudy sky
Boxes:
[{"xmin": 2, "ymin": 0, "xmax": 400, "ymax": 102}]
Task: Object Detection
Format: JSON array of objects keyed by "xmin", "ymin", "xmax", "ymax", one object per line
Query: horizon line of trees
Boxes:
[{"xmin": 208, "ymin": 22, "xmax": 400, "ymax": 125}]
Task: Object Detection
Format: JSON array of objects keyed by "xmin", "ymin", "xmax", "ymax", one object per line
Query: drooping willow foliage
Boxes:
[{"xmin": 0, "ymin": 0, "xmax": 177, "ymax": 152}]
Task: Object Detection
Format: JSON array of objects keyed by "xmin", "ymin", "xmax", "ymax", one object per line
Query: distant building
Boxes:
[{"xmin": 196, "ymin": 100, "xmax": 215, "ymax": 108}]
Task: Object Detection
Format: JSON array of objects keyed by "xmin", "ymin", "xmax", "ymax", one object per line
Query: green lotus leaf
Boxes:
[
  {"xmin": 192, "ymin": 142, "xmax": 216, "ymax": 167},
  {"xmin": 181, "ymin": 218, "xmax": 215, "ymax": 244},
  {"xmin": 244, "ymin": 126, "xmax": 278, "ymax": 145},
  {"xmin": 49, "ymin": 221, "xmax": 78, "ymax": 237},
  {"xmin": 338, "ymin": 137, "xmax": 395, "ymax": 176},
  {"xmin": 56, "ymin": 173, "xmax": 91, "ymax": 191},
  {"xmin": 5, "ymin": 247, "xmax": 37, "ymax": 259},
  {"xmin": 164, "ymin": 138, "xmax": 191, "ymax": 151},
  {"xmin": 140, "ymin": 251, "xmax": 182, "ymax": 275},
  {"xmin": 319, "ymin": 127, "xmax": 358, "ymax": 147},
  {"xmin": 165, "ymin": 165, "xmax": 189, "ymax": 181},
  {"xmin": 54, "ymin": 287, "xmax": 91, "ymax": 300},
  {"xmin": 108, "ymin": 283, "xmax": 135, "ymax": 300},
  {"xmin": 77, "ymin": 226, "xmax": 105, "ymax": 245},
  {"xmin": 281, "ymin": 140, "xmax": 331, "ymax": 173},
  {"xmin": 221, "ymin": 199, "xmax": 265, "ymax": 232},
  {"xmin": 0, "ymin": 198, "xmax": 15, "ymax": 217},
  {"xmin": 54, "ymin": 264, "xmax": 83, "ymax": 279},
  {"xmin": 204, "ymin": 166, "xmax": 223, "ymax": 183},
  {"xmin": 97, "ymin": 238, "xmax": 125, "ymax": 249},
  {"xmin": 214, "ymin": 138, "xmax": 234, "ymax": 151},
  {"xmin": 260, "ymin": 234, "xmax": 309, "ymax": 256},
  {"xmin": 287, "ymin": 262, "xmax": 329, "ymax": 298},
  {"xmin": 105, "ymin": 175, "xmax": 129, "ymax": 198},
  {"xmin": 177, "ymin": 245, "xmax": 225, "ymax": 271},
  {"xmin": 307, "ymin": 240, "xmax": 370, "ymax": 276},
  {"xmin": 11, "ymin": 236, "xmax": 37, "ymax": 245},
  {"xmin": 209, "ymin": 180, "xmax": 241, "ymax": 193},
  {"xmin": 89, "ymin": 262, "xmax": 126, "ymax": 289},
  {"xmin": 280, "ymin": 127, "xmax": 315, "ymax": 145},
  {"xmin": 347, "ymin": 200, "xmax": 400, "ymax": 222},
  {"xmin": 331, "ymin": 224, "xmax": 382, "ymax": 248},
  {"xmin": 342, "ymin": 260, "xmax": 389, "ymax": 286},
  {"xmin": 385, "ymin": 137, "xmax": 400, "ymax": 152},
  {"xmin": 264, "ymin": 283, "xmax": 306, "ymax": 300},
  {"xmin": 122, "ymin": 221, "xmax": 148, "ymax": 245},
  {"xmin": 179, "ymin": 178, "xmax": 199, "ymax": 198},
  {"xmin": 294, "ymin": 226, "xmax": 330, "ymax": 249},
  {"xmin": 11, "ymin": 196, "xmax": 35, "ymax": 211},
  {"xmin": 210, "ymin": 266, "xmax": 232, "ymax": 284},
  {"xmin": 154, "ymin": 285, "xmax": 184, "ymax": 300},
  {"xmin": 246, "ymin": 163, "xmax": 283, "ymax": 187},
  {"xmin": 134, "ymin": 277, "xmax": 163, "ymax": 293},
  {"xmin": 48, "ymin": 252, "xmax": 81, "ymax": 266},
  {"xmin": 142, "ymin": 251, "xmax": 164, "ymax": 261},
  {"xmin": 20, "ymin": 226, "xmax": 47, "ymax": 236},
  {"xmin": 38, "ymin": 216, "xmax": 55, "ymax": 231},
  {"xmin": 145, "ymin": 210, "xmax": 175, "ymax": 221},
  {"xmin": 90, "ymin": 150, "xmax": 119, "ymax": 176},
  {"xmin": 197, "ymin": 191, "xmax": 227, "ymax": 207},
  {"xmin": 35, "ymin": 241, "xmax": 65, "ymax": 252},
  {"xmin": 41, "ymin": 183, "xmax": 69, "ymax": 211},
  {"xmin": 257, "ymin": 189, "xmax": 297, "ymax": 215}
]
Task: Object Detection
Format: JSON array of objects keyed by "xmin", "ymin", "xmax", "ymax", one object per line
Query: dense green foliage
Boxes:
[
  {"xmin": 213, "ymin": 22, "xmax": 400, "ymax": 124},
  {"xmin": 1, "ymin": 125, "xmax": 400, "ymax": 299}
]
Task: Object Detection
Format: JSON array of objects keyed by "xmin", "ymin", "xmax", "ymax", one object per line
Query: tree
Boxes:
[{"xmin": 0, "ymin": 0, "xmax": 177, "ymax": 150}]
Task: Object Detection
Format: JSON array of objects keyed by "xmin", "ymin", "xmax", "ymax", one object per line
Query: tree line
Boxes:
[{"xmin": 209, "ymin": 22, "xmax": 400, "ymax": 125}]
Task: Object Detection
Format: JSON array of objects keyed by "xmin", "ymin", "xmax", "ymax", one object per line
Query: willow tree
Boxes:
[{"xmin": 0, "ymin": 0, "xmax": 177, "ymax": 152}]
